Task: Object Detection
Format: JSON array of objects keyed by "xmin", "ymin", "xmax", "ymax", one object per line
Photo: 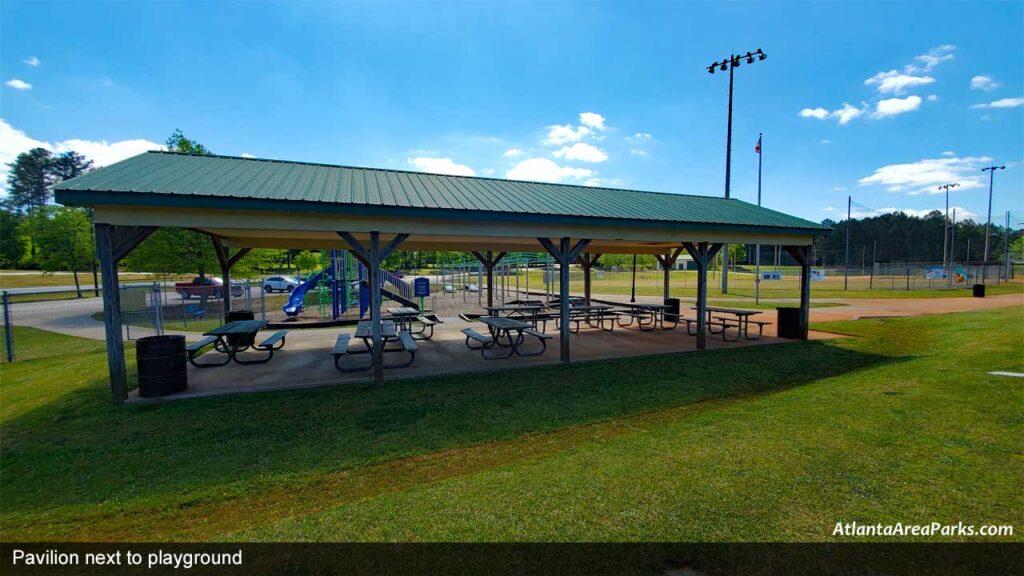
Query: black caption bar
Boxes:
[{"xmin": 2, "ymin": 543, "xmax": 1022, "ymax": 576}]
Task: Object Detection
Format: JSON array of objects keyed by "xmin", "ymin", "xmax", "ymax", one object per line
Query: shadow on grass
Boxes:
[{"xmin": 1, "ymin": 337, "xmax": 898, "ymax": 519}]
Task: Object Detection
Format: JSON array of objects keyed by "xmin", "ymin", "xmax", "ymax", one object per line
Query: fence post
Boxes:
[
  {"xmin": 152, "ymin": 282, "xmax": 164, "ymax": 336},
  {"xmin": 260, "ymin": 281, "xmax": 266, "ymax": 321},
  {"xmin": 2, "ymin": 291, "xmax": 13, "ymax": 362}
]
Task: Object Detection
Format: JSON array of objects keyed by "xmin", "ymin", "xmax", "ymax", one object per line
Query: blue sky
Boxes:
[{"xmin": 2, "ymin": 1, "xmax": 1022, "ymax": 224}]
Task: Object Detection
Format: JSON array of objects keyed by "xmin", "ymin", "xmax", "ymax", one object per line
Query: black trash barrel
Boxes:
[
  {"xmin": 972, "ymin": 284, "xmax": 985, "ymax": 298},
  {"xmin": 776, "ymin": 307, "xmax": 803, "ymax": 339},
  {"xmin": 137, "ymin": 335, "xmax": 187, "ymax": 397},
  {"xmin": 664, "ymin": 297, "xmax": 680, "ymax": 322},
  {"xmin": 225, "ymin": 310, "xmax": 255, "ymax": 348}
]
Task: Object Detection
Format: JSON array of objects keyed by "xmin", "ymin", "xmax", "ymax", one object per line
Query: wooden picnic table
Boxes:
[
  {"xmin": 692, "ymin": 306, "xmax": 765, "ymax": 340},
  {"xmin": 617, "ymin": 302, "xmax": 673, "ymax": 331},
  {"xmin": 189, "ymin": 320, "xmax": 289, "ymax": 367},
  {"xmin": 386, "ymin": 307, "xmax": 420, "ymax": 331},
  {"xmin": 473, "ymin": 316, "xmax": 550, "ymax": 358}
]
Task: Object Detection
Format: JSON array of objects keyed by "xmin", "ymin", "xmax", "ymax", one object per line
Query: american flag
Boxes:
[{"xmin": 755, "ymin": 135, "xmax": 761, "ymax": 154}]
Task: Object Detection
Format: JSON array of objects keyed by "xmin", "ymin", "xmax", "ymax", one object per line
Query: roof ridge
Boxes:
[{"xmin": 148, "ymin": 150, "xmax": 745, "ymax": 203}]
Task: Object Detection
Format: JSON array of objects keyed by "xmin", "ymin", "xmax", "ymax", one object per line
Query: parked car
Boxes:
[
  {"xmin": 174, "ymin": 276, "xmax": 243, "ymax": 299},
  {"xmin": 262, "ymin": 276, "xmax": 302, "ymax": 293}
]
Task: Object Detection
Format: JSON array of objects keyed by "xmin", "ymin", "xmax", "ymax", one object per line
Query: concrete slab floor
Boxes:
[{"xmin": 127, "ymin": 316, "xmax": 806, "ymax": 402}]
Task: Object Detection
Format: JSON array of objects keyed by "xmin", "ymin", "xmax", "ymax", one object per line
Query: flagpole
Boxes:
[{"xmin": 755, "ymin": 133, "xmax": 762, "ymax": 304}]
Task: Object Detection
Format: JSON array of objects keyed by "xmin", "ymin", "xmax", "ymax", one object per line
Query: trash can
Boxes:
[
  {"xmin": 776, "ymin": 307, "xmax": 803, "ymax": 339},
  {"xmin": 664, "ymin": 297, "xmax": 680, "ymax": 322},
  {"xmin": 972, "ymin": 284, "xmax": 985, "ymax": 298},
  {"xmin": 137, "ymin": 335, "xmax": 187, "ymax": 397},
  {"xmin": 225, "ymin": 310, "xmax": 255, "ymax": 348}
]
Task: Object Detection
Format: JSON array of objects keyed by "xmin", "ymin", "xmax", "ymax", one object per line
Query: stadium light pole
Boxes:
[
  {"xmin": 938, "ymin": 182, "xmax": 959, "ymax": 269},
  {"xmin": 981, "ymin": 165, "xmax": 1005, "ymax": 279},
  {"xmin": 706, "ymin": 48, "xmax": 767, "ymax": 294}
]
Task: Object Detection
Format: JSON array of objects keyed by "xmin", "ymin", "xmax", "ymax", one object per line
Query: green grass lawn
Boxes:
[{"xmin": 1, "ymin": 307, "xmax": 1021, "ymax": 542}]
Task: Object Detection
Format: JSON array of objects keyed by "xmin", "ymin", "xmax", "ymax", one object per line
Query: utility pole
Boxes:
[
  {"xmin": 706, "ymin": 48, "xmax": 767, "ymax": 294},
  {"xmin": 951, "ymin": 208, "xmax": 957, "ymax": 265},
  {"xmin": 938, "ymin": 182, "xmax": 959, "ymax": 270},
  {"xmin": 844, "ymin": 195, "xmax": 851, "ymax": 290},
  {"xmin": 981, "ymin": 165, "xmax": 1006, "ymax": 280}
]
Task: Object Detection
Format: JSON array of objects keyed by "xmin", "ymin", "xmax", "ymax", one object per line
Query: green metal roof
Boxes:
[{"xmin": 56, "ymin": 151, "xmax": 829, "ymax": 233}]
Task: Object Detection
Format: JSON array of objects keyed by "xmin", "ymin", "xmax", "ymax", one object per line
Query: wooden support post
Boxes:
[
  {"xmin": 337, "ymin": 232, "xmax": 407, "ymax": 384},
  {"xmin": 471, "ymin": 250, "xmax": 507, "ymax": 308},
  {"xmin": 784, "ymin": 245, "xmax": 812, "ymax": 340},
  {"xmin": 576, "ymin": 253, "xmax": 602, "ymax": 306},
  {"xmin": 683, "ymin": 242, "xmax": 723, "ymax": 350},
  {"xmin": 539, "ymin": 237, "xmax": 590, "ymax": 363},
  {"xmin": 95, "ymin": 223, "xmax": 157, "ymax": 405},
  {"xmin": 654, "ymin": 247, "xmax": 684, "ymax": 300},
  {"xmin": 211, "ymin": 236, "xmax": 252, "ymax": 318}
]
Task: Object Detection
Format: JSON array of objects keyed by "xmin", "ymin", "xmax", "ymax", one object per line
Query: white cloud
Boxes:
[
  {"xmin": 910, "ymin": 44, "xmax": 956, "ymax": 72},
  {"xmin": 971, "ymin": 97, "xmax": 1024, "ymax": 109},
  {"xmin": 873, "ymin": 95, "xmax": 923, "ymax": 118},
  {"xmin": 832, "ymin": 103, "xmax": 866, "ymax": 125},
  {"xmin": 969, "ymin": 75, "xmax": 999, "ymax": 91},
  {"xmin": 240, "ymin": 153, "xmax": 256, "ymax": 158},
  {"xmin": 505, "ymin": 158, "xmax": 592, "ymax": 183},
  {"xmin": 23, "ymin": 56, "xmax": 40, "ymax": 67},
  {"xmin": 820, "ymin": 139, "xmax": 831, "ymax": 144},
  {"xmin": 5, "ymin": 79, "xmax": 31, "ymax": 90},
  {"xmin": 630, "ymin": 149, "xmax": 648, "ymax": 156},
  {"xmin": 406, "ymin": 156, "xmax": 476, "ymax": 177},
  {"xmin": 864, "ymin": 70, "xmax": 935, "ymax": 95},
  {"xmin": 503, "ymin": 148, "xmax": 524, "ymax": 157},
  {"xmin": 551, "ymin": 142, "xmax": 607, "ymax": 163},
  {"xmin": 927, "ymin": 94, "xmax": 939, "ymax": 102},
  {"xmin": 904, "ymin": 206, "xmax": 978, "ymax": 221},
  {"xmin": 858, "ymin": 154, "xmax": 991, "ymax": 195},
  {"xmin": 799, "ymin": 107, "xmax": 829, "ymax": 119},
  {"xmin": 484, "ymin": 168, "xmax": 495, "ymax": 176},
  {"xmin": 579, "ymin": 112, "xmax": 606, "ymax": 131},
  {"xmin": 629, "ymin": 132, "xmax": 652, "ymax": 140},
  {"xmin": 542, "ymin": 124, "xmax": 590, "ymax": 146},
  {"xmin": 941, "ymin": 151, "xmax": 955, "ymax": 157},
  {"xmin": 0, "ymin": 119, "xmax": 163, "ymax": 191},
  {"xmin": 583, "ymin": 178, "xmax": 602, "ymax": 187},
  {"xmin": 822, "ymin": 206, "xmax": 836, "ymax": 212},
  {"xmin": 829, "ymin": 186, "xmax": 846, "ymax": 192}
]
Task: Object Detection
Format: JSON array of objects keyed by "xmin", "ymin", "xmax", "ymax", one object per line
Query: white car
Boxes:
[{"xmin": 262, "ymin": 276, "xmax": 302, "ymax": 293}]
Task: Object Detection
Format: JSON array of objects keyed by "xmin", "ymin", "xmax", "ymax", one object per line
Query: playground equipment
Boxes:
[{"xmin": 283, "ymin": 250, "xmax": 419, "ymax": 319}]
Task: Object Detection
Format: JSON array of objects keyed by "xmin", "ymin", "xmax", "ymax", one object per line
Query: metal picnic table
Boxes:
[
  {"xmin": 386, "ymin": 307, "xmax": 420, "ymax": 332},
  {"xmin": 692, "ymin": 306, "xmax": 765, "ymax": 340},
  {"xmin": 478, "ymin": 316, "xmax": 535, "ymax": 358},
  {"xmin": 560, "ymin": 304, "xmax": 615, "ymax": 332}
]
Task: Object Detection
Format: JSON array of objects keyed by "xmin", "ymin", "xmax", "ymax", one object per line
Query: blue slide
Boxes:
[{"xmin": 283, "ymin": 266, "xmax": 335, "ymax": 317}]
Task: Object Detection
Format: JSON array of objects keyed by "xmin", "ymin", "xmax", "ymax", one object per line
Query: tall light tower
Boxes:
[
  {"xmin": 706, "ymin": 48, "xmax": 767, "ymax": 294},
  {"xmin": 981, "ymin": 165, "xmax": 1006, "ymax": 278},
  {"xmin": 938, "ymin": 182, "xmax": 959, "ymax": 269}
]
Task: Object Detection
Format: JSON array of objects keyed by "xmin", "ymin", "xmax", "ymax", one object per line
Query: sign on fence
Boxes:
[
  {"xmin": 414, "ymin": 277, "xmax": 430, "ymax": 297},
  {"xmin": 926, "ymin": 267, "xmax": 947, "ymax": 279},
  {"xmin": 760, "ymin": 271, "xmax": 783, "ymax": 281},
  {"xmin": 810, "ymin": 269, "xmax": 826, "ymax": 282}
]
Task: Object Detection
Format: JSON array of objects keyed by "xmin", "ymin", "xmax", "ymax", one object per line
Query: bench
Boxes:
[
  {"xmin": 184, "ymin": 304, "xmax": 205, "ymax": 323},
  {"xmin": 615, "ymin": 309, "xmax": 653, "ymax": 329},
  {"xmin": 258, "ymin": 330, "xmax": 288, "ymax": 350},
  {"xmin": 516, "ymin": 327, "xmax": 553, "ymax": 356},
  {"xmin": 383, "ymin": 330, "xmax": 418, "ymax": 368},
  {"xmin": 411, "ymin": 315, "xmax": 441, "ymax": 340},
  {"xmin": 186, "ymin": 336, "xmax": 230, "ymax": 368},
  {"xmin": 707, "ymin": 316, "xmax": 768, "ymax": 342},
  {"xmin": 461, "ymin": 327, "xmax": 494, "ymax": 350},
  {"xmin": 332, "ymin": 333, "xmax": 369, "ymax": 372}
]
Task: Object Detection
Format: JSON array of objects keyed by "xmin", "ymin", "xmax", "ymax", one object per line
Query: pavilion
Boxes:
[{"xmin": 55, "ymin": 151, "xmax": 829, "ymax": 404}]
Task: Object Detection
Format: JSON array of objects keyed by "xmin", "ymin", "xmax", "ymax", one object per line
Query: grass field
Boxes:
[
  {"xmin": 1, "ymin": 306, "xmax": 1021, "ymax": 542},
  {"xmin": 0, "ymin": 271, "xmax": 182, "ymax": 290}
]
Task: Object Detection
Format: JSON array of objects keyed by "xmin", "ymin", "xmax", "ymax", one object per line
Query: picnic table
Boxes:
[
  {"xmin": 188, "ymin": 320, "xmax": 289, "ymax": 367},
  {"xmin": 332, "ymin": 319, "xmax": 418, "ymax": 372},
  {"xmin": 387, "ymin": 307, "xmax": 420, "ymax": 332},
  {"xmin": 560, "ymin": 304, "xmax": 615, "ymax": 332},
  {"xmin": 460, "ymin": 316, "xmax": 551, "ymax": 359},
  {"xmin": 617, "ymin": 303, "xmax": 674, "ymax": 331},
  {"xmin": 692, "ymin": 306, "xmax": 768, "ymax": 341}
]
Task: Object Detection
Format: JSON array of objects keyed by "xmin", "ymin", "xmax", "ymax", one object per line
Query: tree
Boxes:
[
  {"xmin": 0, "ymin": 208, "xmax": 26, "ymax": 267},
  {"xmin": 165, "ymin": 129, "xmax": 211, "ymax": 155},
  {"xmin": 49, "ymin": 151, "xmax": 94, "ymax": 181},
  {"xmin": 34, "ymin": 207, "xmax": 95, "ymax": 297},
  {"xmin": 294, "ymin": 250, "xmax": 321, "ymax": 279},
  {"xmin": 4, "ymin": 147, "xmax": 55, "ymax": 214},
  {"xmin": 123, "ymin": 228, "xmax": 219, "ymax": 280}
]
